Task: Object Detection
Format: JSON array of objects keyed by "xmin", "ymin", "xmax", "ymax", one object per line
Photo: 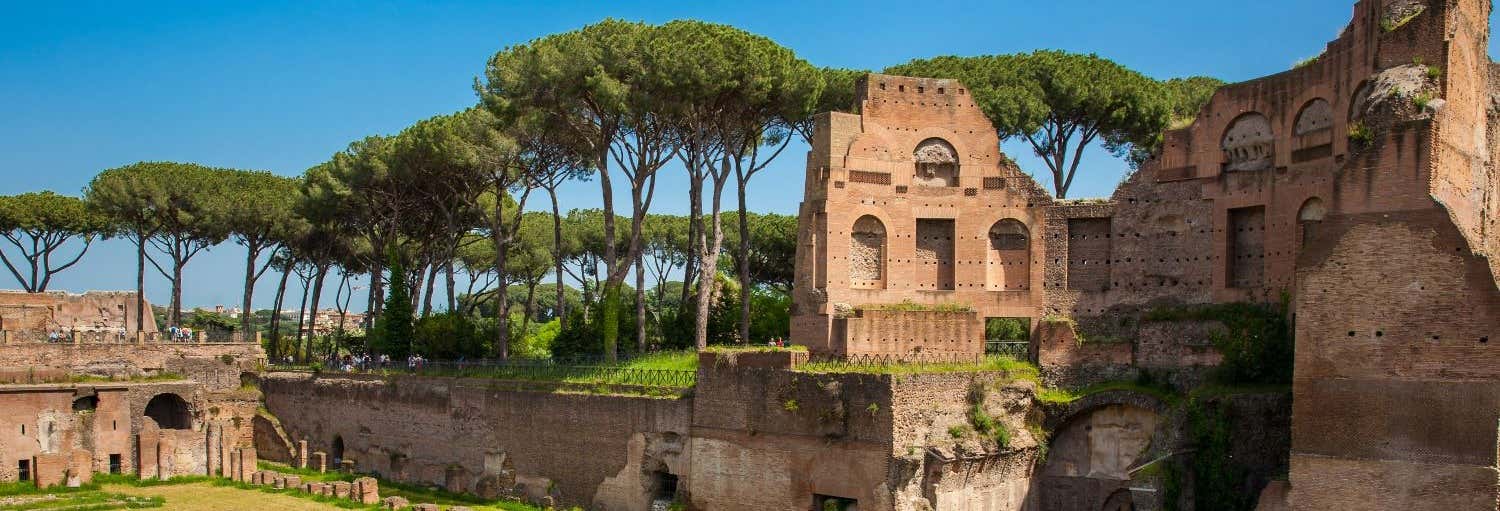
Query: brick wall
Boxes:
[{"xmin": 260, "ymin": 372, "xmax": 692, "ymax": 509}]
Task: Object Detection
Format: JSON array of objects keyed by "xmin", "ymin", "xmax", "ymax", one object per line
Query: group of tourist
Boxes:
[{"xmin": 166, "ymin": 325, "xmax": 196, "ymax": 341}]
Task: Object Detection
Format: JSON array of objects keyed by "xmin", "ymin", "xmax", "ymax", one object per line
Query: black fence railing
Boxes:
[
  {"xmin": 268, "ymin": 358, "xmax": 697, "ymax": 389},
  {"xmin": 985, "ymin": 341, "xmax": 1030, "ymax": 359}
]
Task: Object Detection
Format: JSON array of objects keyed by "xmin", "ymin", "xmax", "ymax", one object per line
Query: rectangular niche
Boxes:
[
  {"xmin": 916, "ymin": 219, "xmax": 956, "ymax": 290},
  {"xmin": 1067, "ymin": 218, "xmax": 1112, "ymax": 292},
  {"xmin": 1228, "ymin": 206, "xmax": 1266, "ymax": 288}
]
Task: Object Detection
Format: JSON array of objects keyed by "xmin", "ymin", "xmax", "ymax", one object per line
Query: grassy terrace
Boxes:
[
  {"xmin": 797, "ymin": 354, "xmax": 1040, "ymax": 381},
  {"xmin": 269, "ymin": 351, "xmax": 700, "ymax": 397},
  {"xmin": 0, "ymin": 467, "xmax": 556, "ymax": 511}
]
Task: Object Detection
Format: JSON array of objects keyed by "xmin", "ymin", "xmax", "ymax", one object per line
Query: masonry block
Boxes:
[
  {"xmin": 32, "ymin": 453, "xmax": 68, "ymax": 488},
  {"xmin": 355, "ymin": 477, "xmax": 380, "ymax": 504}
]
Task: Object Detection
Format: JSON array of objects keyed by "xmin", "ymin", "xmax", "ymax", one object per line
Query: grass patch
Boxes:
[
  {"xmin": 254, "ymin": 462, "xmax": 549, "ymax": 510},
  {"xmin": 798, "ymin": 355, "xmax": 1039, "ymax": 381},
  {"xmin": 68, "ymin": 373, "xmax": 185, "ymax": 384},
  {"xmin": 1036, "ymin": 380, "xmax": 1181, "ymax": 406},
  {"xmin": 862, "ymin": 300, "xmax": 973, "ymax": 313},
  {"xmin": 621, "ymin": 351, "xmax": 699, "ymax": 371}
]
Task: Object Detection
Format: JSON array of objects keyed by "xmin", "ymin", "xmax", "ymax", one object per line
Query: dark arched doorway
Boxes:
[
  {"xmin": 331, "ymin": 435, "xmax": 345, "ymax": 464},
  {"xmin": 1102, "ymin": 489, "xmax": 1134, "ymax": 510},
  {"xmin": 143, "ymin": 393, "xmax": 192, "ymax": 430}
]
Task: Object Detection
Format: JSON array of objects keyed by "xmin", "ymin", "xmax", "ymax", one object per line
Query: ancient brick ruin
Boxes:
[{"xmin": 3, "ymin": 0, "xmax": 1498, "ymax": 510}]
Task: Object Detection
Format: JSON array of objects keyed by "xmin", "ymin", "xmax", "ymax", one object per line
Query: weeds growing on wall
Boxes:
[
  {"xmin": 965, "ymin": 384, "xmax": 1011, "ymax": 448},
  {"xmin": 863, "ymin": 300, "xmax": 974, "ymax": 313},
  {"xmin": 1185, "ymin": 397, "xmax": 1254, "ymax": 511},
  {"xmin": 1144, "ymin": 299, "xmax": 1293, "ymax": 385},
  {"xmin": 1348, "ymin": 121, "xmax": 1374, "ymax": 148}
]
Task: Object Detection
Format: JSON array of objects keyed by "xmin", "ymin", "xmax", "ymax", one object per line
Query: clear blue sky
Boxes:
[{"xmin": 0, "ymin": 1, "xmax": 1486, "ymax": 311}]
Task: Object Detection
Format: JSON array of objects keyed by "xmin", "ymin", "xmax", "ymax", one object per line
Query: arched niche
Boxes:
[
  {"xmin": 331, "ymin": 435, "xmax": 345, "ymax": 464},
  {"xmin": 144, "ymin": 393, "xmax": 192, "ymax": 430},
  {"xmin": 987, "ymin": 219, "xmax": 1031, "ymax": 291},
  {"xmin": 1221, "ymin": 113, "xmax": 1274, "ymax": 172},
  {"xmin": 1297, "ymin": 197, "xmax": 1327, "ymax": 248},
  {"xmin": 1294, "ymin": 99, "xmax": 1334, "ymax": 135},
  {"xmin": 912, "ymin": 138, "xmax": 959, "ymax": 187},
  {"xmin": 850, "ymin": 215, "xmax": 887, "ymax": 289},
  {"xmin": 72, "ymin": 395, "xmax": 98, "ymax": 412}
]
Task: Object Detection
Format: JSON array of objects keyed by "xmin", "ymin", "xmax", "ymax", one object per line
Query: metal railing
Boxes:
[
  {"xmin": 986, "ymin": 341, "xmax": 1030, "ymax": 359},
  {"xmin": 268, "ymin": 358, "xmax": 697, "ymax": 389}
]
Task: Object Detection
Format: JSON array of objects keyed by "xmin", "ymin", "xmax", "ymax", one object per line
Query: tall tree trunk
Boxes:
[
  {"xmin": 366, "ymin": 262, "xmax": 382, "ymax": 329},
  {"xmin": 549, "ymin": 188, "xmax": 567, "ymax": 330},
  {"xmin": 635, "ymin": 252, "xmax": 647, "ymax": 353},
  {"xmin": 269, "ymin": 265, "xmax": 290, "ymax": 360},
  {"xmin": 412, "ymin": 262, "xmax": 428, "ymax": 315},
  {"xmin": 294, "ymin": 278, "xmax": 310, "ymax": 362},
  {"xmin": 522, "ymin": 280, "xmax": 537, "ymax": 337},
  {"xmin": 681, "ymin": 180, "xmax": 702, "ymax": 313},
  {"xmin": 694, "ymin": 166, "xmax": 729, "ymax": 349},
  {"xmin": 421, "ymin": 262, "xmax": 438, "ymax": 317},
  {"xmin": 306, "ymin": 266, "xmax": 328, "ymax": 362},
  {"xmin": 737, "ymin": 183, "xmax": 753, "ymax": 344},
  {"xmin": 170, "ymin": 254, "xmax": 184, "ymax": 328},
  {"xmin": 135, "ymin": 236, "xmax": 147, "ymax": 336},
  {"xmin": 494, "ymin": 238, "xmax": 511, "ymax": 360},
  {"xmin": 445, "ymin": 262, "xmax": 457, "ymax": 313},
  {"xmin": 240, "ymin": 245, "xmax": 261, "ymax": 340}
]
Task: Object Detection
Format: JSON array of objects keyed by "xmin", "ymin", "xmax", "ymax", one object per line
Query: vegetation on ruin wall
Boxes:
[
  {"xmin": 859, "ymin": 300, "xmax": 974, "ymax": 313},
  {"xmin": 1144, "ymin": 298, "xmax": 1293, "ymax": 385},
  {"xmin": 798, "ymin": 354, "xmax": 1039, "ymax": 380}
]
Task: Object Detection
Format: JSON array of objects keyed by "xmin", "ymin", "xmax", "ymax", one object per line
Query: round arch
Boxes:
[
  {"xmin": 1293, "ymin": 98, "xmax": 1334, "ymax": 136},
  {"xmin": 143, "ymin": 393, "xmax": 192, "ymax": 430},
  {"xmin": 913, "ymin": 138, "xmax": 960, "ymax": 187},
  {"xmin": 331, "ymin": 435, "xmax": 345, "ymax": 464},
  {"xmin": 1221, "ymin": 113, "xmax": 1274, "ymax": 172},
  {"xmin": 987, "ymin": 219, "xmax": 1031, "ymax": 290},
  {"xmin": 1297, "ymin": 197, "xmax": 1327, "ymax": 248},
  {"xmin": 850, "ymin": 215, "xmax": 887, "ymax": 289}
]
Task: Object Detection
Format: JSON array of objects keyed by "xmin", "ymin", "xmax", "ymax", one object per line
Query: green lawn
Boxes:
[{"xmin": 0, "ymin": 469, "xmax": 552, "ymax": 511}]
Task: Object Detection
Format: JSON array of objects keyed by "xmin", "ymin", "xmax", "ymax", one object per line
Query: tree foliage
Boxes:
[
  {"xmin": 887, "ymin": 51, "xmax": 1171, "ymax": 198},
  {"xmin": 0, "ymin": 192, "xmax": 110, "ymax": 292}
]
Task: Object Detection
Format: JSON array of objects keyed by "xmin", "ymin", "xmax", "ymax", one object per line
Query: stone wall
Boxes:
[
  {"xmin": 260, "ymin": 372, "xmax": 692, "ymax": 509},
  {"xmin": 0, "ymin": 290, "xmax": 156, "ymax": 335},
  {"xmin": 0, "ymin": 342, "xmax": 263, "ymax": 389},
  {"xmin": 687, "ymin": 355, "xmax": 1040, "ymax": 511}
]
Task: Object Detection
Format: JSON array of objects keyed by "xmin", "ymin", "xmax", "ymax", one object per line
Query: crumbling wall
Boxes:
[
  {"xmin": 0, "ymin": 291, "xmax": 156, "ymax": 335},
  {"xmin": 260, "ymin": 372, "xmax": 691, "ymax": 509},
  {"xmin": 0, "ymin": 342, "xmax": 263, "ymax": 390}
]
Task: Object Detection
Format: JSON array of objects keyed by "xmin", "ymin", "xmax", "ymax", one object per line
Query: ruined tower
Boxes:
[{"xmin": 789, "ymin": 74, "xmax": 1053, "ymax": 359}]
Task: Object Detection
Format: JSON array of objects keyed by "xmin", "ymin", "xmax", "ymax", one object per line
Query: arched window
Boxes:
[
  {"xmin": 1294, "ymin": 99, "xmax": 1333, "ymax": 135},
  {"xmin": 1297, "ymin": 197, "xmax": 1327, "ymax": 248},
  {"xmin": 912, "ymin": 138, "xmax": 959, "ymax": 187},
  {"xmin": 850, "ymin": 215, "xmax": 887, "ymax": 289},
  {"xmin": 1221, "ymin": 113, "xmax": 1274, "ymax": 172},
  {"xmin": 144, "ymin": 393, "xmax": 192, "ymax": 430},
  {"xmin": 987, "ymin": 219, "xmax": 1030, "ymax": 290},
  {"xmin": 72, "ymin": 396, "xmax": 98, "ymax": 412},
  {"xmin": 331, "ymin": 435, "xmax": 345, "ymax": 464}
]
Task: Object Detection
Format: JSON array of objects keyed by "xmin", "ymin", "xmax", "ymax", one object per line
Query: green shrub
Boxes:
[
  {"xmin": 1413, "ymin": 92, "xmax": 1434, "ymax": 110},
  {"xmin": 1348, "ymin": 122, "xmax": 1374, "ymax": 148}
]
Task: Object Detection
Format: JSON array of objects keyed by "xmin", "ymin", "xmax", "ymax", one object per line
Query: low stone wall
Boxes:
[
  {"xmin": 260, "ymin": 372, "xmax": 692, "ymax": 509},
  {"xmin": 0, "ymin": 342, "xmax": 263, "ymax": 390}
]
